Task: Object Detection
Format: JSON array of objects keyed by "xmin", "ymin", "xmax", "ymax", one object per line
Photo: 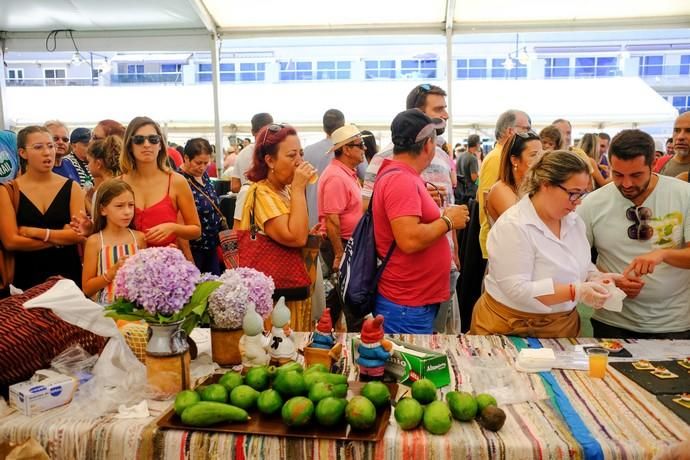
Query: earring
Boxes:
[{"xmin": 513, "ymin": 164, "xmax": 517, "ymax": 170}]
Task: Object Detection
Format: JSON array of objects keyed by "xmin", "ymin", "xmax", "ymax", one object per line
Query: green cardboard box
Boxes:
[{"xmin": 351, "ymin": 336, "xmax": 450, "ymax": 388}]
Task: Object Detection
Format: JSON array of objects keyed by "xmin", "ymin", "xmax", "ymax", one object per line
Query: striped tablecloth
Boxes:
[{"xmin": 0, "ymin": 334, "xmax": 687, "ymax": 459}]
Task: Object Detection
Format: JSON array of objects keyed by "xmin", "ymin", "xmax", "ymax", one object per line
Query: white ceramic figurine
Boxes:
[
  {"xmin": 268, "ymin": 296, "xmax": 297, "ymax": 364},
  {"xmin": 238, "ymin": 303, "xmax": 270, "ymax": 368}
]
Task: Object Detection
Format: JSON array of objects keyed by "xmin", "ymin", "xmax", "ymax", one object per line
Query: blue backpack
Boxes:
[{"xmin": 338, "ymin": 169, "xmax": 398, "ymax": 319}]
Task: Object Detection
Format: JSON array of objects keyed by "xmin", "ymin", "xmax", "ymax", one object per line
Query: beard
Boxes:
[
  {"xmin": 617, "ymin": 176, "xmax": 651, "ymax": 201},
  {"xmin": 674, "ymin": 146, "xmax": 689, "ymax": 158}
]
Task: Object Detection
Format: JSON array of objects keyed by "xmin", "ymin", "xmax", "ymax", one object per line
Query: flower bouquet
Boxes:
[
  {"xmin": 207, "ymin": 267, "xmax": 274, "ymax": 366},
  {"xmin": 104, "ymin": 247, "xmax": 222, "ymax": 396},
  {"xmin": 104, "ymin": 247, "xmax": 222, "ymax": 336}
]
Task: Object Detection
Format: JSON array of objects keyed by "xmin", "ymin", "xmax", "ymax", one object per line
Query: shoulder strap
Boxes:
[
  {"xmin": 186, "ymin": 177, "xmax": 228, "ymax": 226},
  {"xmin": 369, "ymin": 168, "xmax": 400, "ymax": 268},
  {"xmin": 166, "ymin": 173, "xmax": 173, "ymax": 194}
]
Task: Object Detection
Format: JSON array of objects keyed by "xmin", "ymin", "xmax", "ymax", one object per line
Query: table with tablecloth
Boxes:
[{"xmin": 1, "ymin": 333, "xmax": 688, "ymax": 459}]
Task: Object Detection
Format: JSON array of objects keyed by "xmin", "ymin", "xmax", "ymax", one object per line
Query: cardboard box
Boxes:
[
  {"xmin": 9, "ymin": 370, "xmax": 78, "ymax": 416},
  {"xmin": 351, "ymin": 336, "xmax": 450, "ymax": 388}
]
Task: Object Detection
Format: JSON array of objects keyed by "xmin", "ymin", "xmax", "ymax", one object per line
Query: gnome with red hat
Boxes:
[
  {"xmin": 310, "ymin": 308, "xmax": 336, "ymax": 350},
  {"xmin": 356, "ymin": 314, "xmax": 393, "ymax": 381}
]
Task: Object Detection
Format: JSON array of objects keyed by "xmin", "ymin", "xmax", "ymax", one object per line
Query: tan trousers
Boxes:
[{"xmin": 470, "ymin": 292, "xmax": 580, "ymax": 338}]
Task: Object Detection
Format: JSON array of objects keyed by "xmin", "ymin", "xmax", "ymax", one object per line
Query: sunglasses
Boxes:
[
  {"xmin": 260, "ymin": 123, "xmax": 288, "ymax": 146},
  {"xmin": 626, "ymin": 206, "xmax": 653, "ymax": 240},
  {"xmin": 53, "ymin": 136, "xmax": 69, "ymax": 143},
  {"xmin": 348, "ymin": 142, "xmax": 366, "ymax": 149},
  {"xmin": 515, "ymin": 130, "xmax": 539, "ymax": 140},
  {"xmin": 411, "ymin": 83, "xmax": 433, "ymax": 108},
  {"xmin": 131, "ymin": 134, "xmax": 162, "ymax": 145},
  {"xmin": 556, "ymin": 184, "xmax": 588, "ymax": 203}
]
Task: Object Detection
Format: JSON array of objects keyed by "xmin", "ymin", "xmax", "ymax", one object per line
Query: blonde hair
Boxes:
[
  {"xmin": 578, "ymin": 133, "xmax": 600, "ymax": 163},
  {"xmin": 521, "ymin": 150, "xmax": 590, "ymax": 197},
  {"xmin": 120, "ymin": 116, "xmax": 170, "ymax": 174}
]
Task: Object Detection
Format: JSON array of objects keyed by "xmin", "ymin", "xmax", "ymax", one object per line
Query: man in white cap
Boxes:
[{"xmin": 317, "ymin": 124, "xmax": 369, "ymax": 325}]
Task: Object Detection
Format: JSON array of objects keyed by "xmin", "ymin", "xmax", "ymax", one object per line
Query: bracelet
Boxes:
[
  {"xmin": 441, "ymin": 215, "xmax": 454, "ymax": 232},
  {"xmin": 43, "ymin": 229, "xmax": 51, "ymax": 242},
  {"xmin": 569, "ymin": 284, "xmax": 576, "ymax": 302},
  {"xmin": 102, "ymin": 272, "xmax": 112, "ymax": 283}
]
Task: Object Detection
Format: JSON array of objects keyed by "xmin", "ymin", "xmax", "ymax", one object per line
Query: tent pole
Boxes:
[
  {"xmin": 0, "ymin": 45, "xmax": 7, "ymax": 130},
  {"xmin": 210, "ymin": 33, "xmax": 224, "ymax": 172},
  {"xmin": 444, "ymin": 0, "xmax": 455, "ymax": 149}
]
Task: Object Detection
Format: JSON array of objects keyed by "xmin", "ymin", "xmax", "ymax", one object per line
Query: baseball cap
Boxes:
[
  {"xmin": 70, "ymin": 127, "xmax": 91, "ymax": 144},
  {"xmin": 390, "ymin": 109, "xmax": 445, "ymax": 149}
]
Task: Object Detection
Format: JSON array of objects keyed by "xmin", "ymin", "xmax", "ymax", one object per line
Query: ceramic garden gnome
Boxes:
[
  {"xmin": 268, "ymin": 296, "xmax": 297, "ymax": 364},
  {"xmin": 310, "ymin": 308, "xmax": 336, "ymax": 350},
  {"xmin": 356, "ymin": 314, "xmax": 392, "ymax": 381},
  {"xmin": 238, "ymin": 303, "xmax": 270, "ymax": 368}
]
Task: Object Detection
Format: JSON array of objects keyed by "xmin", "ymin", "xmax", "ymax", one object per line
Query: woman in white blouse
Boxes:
[{"xmin": 470, "ymin": 150, "xmax": 617, "ymax": 337}]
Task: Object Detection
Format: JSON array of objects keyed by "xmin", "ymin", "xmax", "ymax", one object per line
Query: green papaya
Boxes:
[
  {"xmin": 303, "ymin": 371, "xmax": 348, "ymax": 389},
  {"xmin": 180, "ymin": 401, "xmax": 250, "ymax": 427}
]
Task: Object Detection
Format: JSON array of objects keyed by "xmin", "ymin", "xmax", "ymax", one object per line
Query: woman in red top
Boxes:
[{"xmin": 120, "ymin": 116, "xmax": 200, "ymax": 248}]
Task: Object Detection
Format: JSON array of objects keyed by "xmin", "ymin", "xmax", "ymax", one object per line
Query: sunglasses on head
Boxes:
[
  {"xmin": 260, "ymin": 123, "xmax": 288, "ymax": 146},
  {"xmin": 515, "ymin": 130, "xmax": 539, "ymax": 140},
  {"xmin": 626, "ymin": 206, "xmax": 653, "ymax": 240},
  {"xmin": 411, "ymin": 83, "xmax": 433, "ymax": 108},
  {"xmin": 53, "ymin": 136, "xmax": 69, "ymax": 143},
  {"xmin": 131, "ymin": 134, "xmax": 162, "ymax": 145},
  {"xmin": 555, "ymin": 183, "xmax": 588, "ymax": 203}
]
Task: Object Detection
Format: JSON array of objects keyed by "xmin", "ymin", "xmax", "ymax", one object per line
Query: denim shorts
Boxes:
[{"xmin": 373, "ymin": 294, "xmax": 438, "ymax": 334}]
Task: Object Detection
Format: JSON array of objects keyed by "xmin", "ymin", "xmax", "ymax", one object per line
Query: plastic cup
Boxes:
[
  {"xmin": 587, "ymin": 347, "xmax": 609, "ymax": 378},
  {"xmin": 308, "ymin": 172, "xmax": 319, "ymax": 185}
]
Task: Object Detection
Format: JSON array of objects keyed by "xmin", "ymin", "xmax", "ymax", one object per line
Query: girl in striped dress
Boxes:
[{"xmin": 82, "ymin": 179, "xmax": 146, "ymax": 305}]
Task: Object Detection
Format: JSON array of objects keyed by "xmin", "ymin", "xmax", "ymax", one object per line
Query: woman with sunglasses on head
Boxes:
[
  {"xmin": 119, "ymin": 116, "xmax": 200, "ymax": 249},
  {"xmin": 0, "ymin": 126, "xmax": 85, "ymax": 296},
  {"xmin": 237, "ymin": 123, "xmax": 318, "ymax": 329},
  {"xmin": 485, "ymin": 131, "xmax": 542, "ymax": 225},
  {"xmin": 470, "ymin": 150, "xmax": 620, "ymax": 337}
]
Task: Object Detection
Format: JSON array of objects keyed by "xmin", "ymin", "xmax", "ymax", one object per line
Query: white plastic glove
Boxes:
[
  {"xmin": 574, "ymin": 282, "xmax": 610, "ymax": 309},
  {"xmin": 586, "ymin": 271, "xmax": 624, "ymax": 284}
]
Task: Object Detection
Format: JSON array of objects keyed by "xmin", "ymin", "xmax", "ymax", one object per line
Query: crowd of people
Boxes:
[{"xmin": 1, "ymin": 87, "xmax": 689, "ymax": 339}]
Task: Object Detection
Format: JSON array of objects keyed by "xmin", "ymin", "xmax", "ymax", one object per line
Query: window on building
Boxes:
[
  {"xmin": 161, "ymin": 64, "xmax": 182, "ymax": 73},
  {"xmin": 197, "ymin": 63, "xmax": 235, "ymax": 82},
  {"xmin": 457, "ymin": 59, "xmax": 488, "ymax": 79},
  {"xmin": 573, "ymin": 57, "xmax": 617, "ymax": 78},
  {"xmin": 544, "ymin": 57, "xmax": 570, "ymax": 78},
  {"xmin": 400, "ymin": 59, "xmax": 437, "ymax": 79},
  {"xmin": 7, "ymin": 68, "xmax": 24, "ymax": 82},
  {"xmin": 279, "ymin": 61, "xmax": 312, "ymax": 81},
  {"xmin": 491, "ymin": 59, "xmax": 526, "ymax": 79},
  {"xmin": 316, "ymin": 61, "xmax": 351, "ymax": 80},
  {"xmin": 681, "ymin": 55, "xmax": 690, "ymax": 76},
  {"xmin": 672, "ymin": 95, "xmax": 690, "ymax": 114},
  {"xmin": 639, "ymin": 55, "xmax": 664, "ymax": 77},
  {"xmin": 364, "ymin": 60, "xmax": 396, "ymax": 79},
  {"xmin": 127, "ymin": 64, "xmax": 144, "ymax": 74},
  {"xmin": 44, "ymin": 68, "xmax": 66, "ymax": 86},
  {"xmin": 238, "ymin": 62, "xmax": 266, "ymax": 81}
]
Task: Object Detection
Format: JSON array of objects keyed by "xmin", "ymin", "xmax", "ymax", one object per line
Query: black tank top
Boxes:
[{"xmin": 13, "ymin": 179, "xmax": 82, "ymax": 290}]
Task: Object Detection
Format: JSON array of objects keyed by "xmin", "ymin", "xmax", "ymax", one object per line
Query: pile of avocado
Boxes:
[
  {"xmin": 394, "ymin": 378, "xmax": 506, "ymax": 435},
  {"xmin": 173, "ymin": 362, "xmax": 392, "ymax": 431}
]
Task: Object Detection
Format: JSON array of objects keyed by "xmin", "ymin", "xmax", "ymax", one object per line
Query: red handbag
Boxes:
[{"xmin": 219, "ymin": 188, "xmax": 311, "ymax": 301}]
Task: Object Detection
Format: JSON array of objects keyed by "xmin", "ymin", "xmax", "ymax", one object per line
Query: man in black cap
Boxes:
[
  {"xmin": 369, "ymin": 109, "xmax": 469, "ymax": 334},
  {"xmin": 67, "ymin": 127, "xmax": 94, "ymax": 188}
]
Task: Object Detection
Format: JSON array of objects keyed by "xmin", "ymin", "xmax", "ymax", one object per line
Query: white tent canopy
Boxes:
[{"xmin": 1, "ymin": 0, "xmax": 687, "ymax": 148}]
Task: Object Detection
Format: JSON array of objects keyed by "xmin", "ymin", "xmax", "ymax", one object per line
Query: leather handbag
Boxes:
[
  {"xmin": 219, "ymin": 187, "xmax": 311, "ymax": 301},
  {"xmin": 0, "ymin": 180, "xmax": 20, "ymax": 291}
]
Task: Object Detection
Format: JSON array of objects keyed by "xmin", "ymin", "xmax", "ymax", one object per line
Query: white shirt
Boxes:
[
  {"xmin": 230, "ymin": 144, "xmax": 255, "ymax": 187},
  {"xmin": 484, "ymin": 195, "xmax": 595, "ymax": 314},
  {"xmin": 577, "ymin": 176, "xmax": 690, "ymax": 333}
]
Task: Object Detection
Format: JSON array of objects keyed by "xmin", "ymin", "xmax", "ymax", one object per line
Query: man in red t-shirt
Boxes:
[{"xmin": 372, "ymin": 109, "xmax": 469, "ymax": 333}]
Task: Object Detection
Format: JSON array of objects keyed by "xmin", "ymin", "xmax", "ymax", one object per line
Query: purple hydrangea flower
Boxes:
[
  {"xmin": 113, "ymin": 247, "xmax": 200, "ymax": 317},
  {"xmin": 208, "ymin": 268, "xmax": 275, "ymax": 329}
]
